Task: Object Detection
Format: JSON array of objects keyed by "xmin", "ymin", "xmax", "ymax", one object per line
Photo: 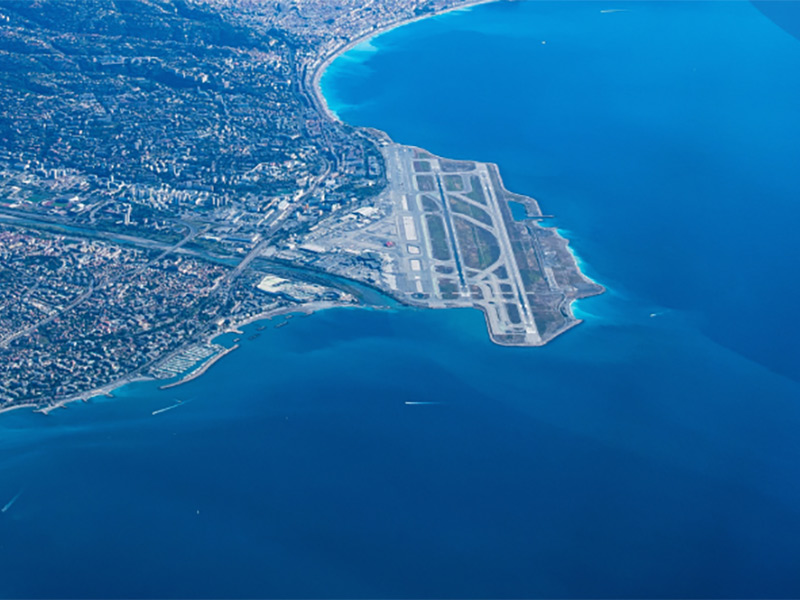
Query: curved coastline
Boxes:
[
  {"xmin": 10, "ymin": 301, "xmax": 354, "ymax": 416},
  {"xmin": 1, "ymin": 0, "xmax": 595, "ymax": 417},
  {"xmin": 310, "ymin": 0, "xmax": 501, "ymax": 124},
  {"xmin": 312, "ymin": 1, "xmax": 605, "ymax": 342}
]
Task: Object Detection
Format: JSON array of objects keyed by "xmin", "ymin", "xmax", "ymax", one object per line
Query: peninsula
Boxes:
[{"xmin": 0, "ymin": 0, "xmax": 601, "ymax": 413}]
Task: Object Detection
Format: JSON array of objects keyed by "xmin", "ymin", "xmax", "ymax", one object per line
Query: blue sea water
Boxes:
[{"xmin": 2, "ymin": 2, "xmax": 800, "ymax": 598}]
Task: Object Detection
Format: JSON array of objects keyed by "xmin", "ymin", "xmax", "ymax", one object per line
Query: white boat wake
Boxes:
[
  {"xmin": 1, "ymin": 490, "xmax": 23, "ymax": 514},
  {"xmin": 152, "ymin": 399, "xmax": 191, "ymax": 416}
]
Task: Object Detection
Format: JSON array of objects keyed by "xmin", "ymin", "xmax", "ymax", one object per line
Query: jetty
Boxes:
[{"xmin": 159, "ymin": 344, "xmax": 239, "ymax": 390}]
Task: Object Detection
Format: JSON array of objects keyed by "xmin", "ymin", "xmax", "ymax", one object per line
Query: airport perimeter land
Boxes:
[
  {"xmin": 307, "ymin": 143, "xmax": 604, "ymax": 346},
  {"xmin": 305, "ymin": 1, "xmax": 603, "ymax": 346}
]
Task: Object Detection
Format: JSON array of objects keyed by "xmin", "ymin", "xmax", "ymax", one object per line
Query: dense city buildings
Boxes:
[{"xmin": 0, "ymin": 0, "xmax": 599, "ymax": 412}]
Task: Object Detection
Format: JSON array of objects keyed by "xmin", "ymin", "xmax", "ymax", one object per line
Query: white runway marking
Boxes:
[{"xmin": 402, "ymin": 216, "xmax": 418, "ymax": 241}]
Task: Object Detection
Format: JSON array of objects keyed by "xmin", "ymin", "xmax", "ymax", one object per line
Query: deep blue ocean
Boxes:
[{"xmin": 2, "ymin": 2, "xmax": 800, "ymax": 597}]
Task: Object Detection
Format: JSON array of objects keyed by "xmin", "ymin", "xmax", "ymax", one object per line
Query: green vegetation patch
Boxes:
[
  {"xmin": 413, "ymin": 161, "xmax": 432, "ymax": 173},
  {"xmin": 440, "ymin": 159, "xmax": 476, "ymax": 172},
  {"xmin": 443, "ymin": 174, "xmax": 464, "ymax": 192},
  {"xmin": 448, "ymin": 196, "xmax": 493, "ymax": 226},
  {"xmin": 424, "ymin": 214, "xmax": 451, "ymax": 261},
  {"xmin": 465, "ymin": 176, "xmax": 487, "ymax": 205},
  {"xmin": 27, "ymin": 191, "xmax": 54, "ymax": 203},
  {"xmin": 532, "ymin": 310, "xmax": 565, "ymax": 336},
  {"xmin": 506, "ymin": 303, "xmax": 521, "ymax": 324},
  {"xmin": 437, "ymin": 278, "xmax": 460, "ymax": 300},
  {"xmin": 416, "ymin": 175, "xmax": 436, "ymax": 192},
  {"xmin": 519, "ymin": 268, "xmax": 542, "ymax": 288},
  {"xmin": 453, "ymin": 216, "xmax": 501, "ymax": 270},
  {"xmin": 493, "ymin": 265, "xmax": 508, "ymax": 280},
  {"xmin": 421, "ymin": 195, "xmax": 440, "ymax": 213},
  {"xmin": 510, "ymin": 239, "xmax": 544, "ymax": 291}
]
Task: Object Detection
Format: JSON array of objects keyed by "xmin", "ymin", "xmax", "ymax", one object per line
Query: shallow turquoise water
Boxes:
[
  {"xmin": 2, "ymin": 2, "xmax": 800, "ymax": 597},
  {"xmin": 322, "ymin": 0, "xmax": 800, "ymax": 381}
]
